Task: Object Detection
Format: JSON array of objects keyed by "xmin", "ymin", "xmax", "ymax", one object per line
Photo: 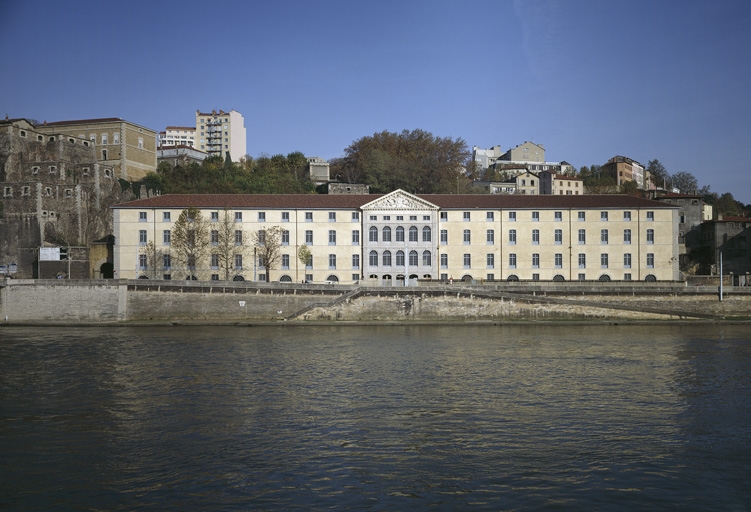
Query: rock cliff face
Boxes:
[{"xmin": 2, "ymin": 281, "xmax": 750, "ymax": 324}]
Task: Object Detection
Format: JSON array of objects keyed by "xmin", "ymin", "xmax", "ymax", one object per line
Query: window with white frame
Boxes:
[
  {"xmin": 211, "ymin": 254, "xmax": 219, "ymax": 269},
  {"xmin": 409, "ymin": 251, "xmax": 418, "ymax": 266},
  {"xmin": 352, "ymin": 254, "xmax": 360, "ymax": 269},
  {"xmin": 463, "ymin": 212, "xmax": 471, "ymax": 221},
  {"xmin": 532, "ymin": 229, "xmax": 540, "ymax": 244},
  {"xmin": 647, "ymin": 253, "xmax": 654, "ymax": 268},
  {"xmin": 555, "ymin": 253, "xmax": 563, "ymax": 268},
  {"xmin": 369, "ymin": 227, "xmax": 378, "ymax": 242},
  {"xmin": 328, "ymin": 212, "xmax": 336, "ymax": 222},
  {"xmin": 487, "ymin": 253, "xmax": 495, "ymax": 268},
  {"xmin": 211, "ymin": 230, "xmax": 219, "ymax": 245},
  {"xmin": 396, "ymin": 250, "xmax": 404, "ymax": 266},
  {"xmin": 463, "ymin": 229, "xmax": 471, "ymax": 244},
  {"xmin": 282, "ymin": 211, "xmax": 290, "ymax": 222},
  {"xmin": 235, "ymin": 212, "xmax": 242, "ymax": 222},
  {"xmin": 234, "ymin": 254, "xmax": 243, "ymax": 270},
  {"xmin": 509, "ymin": 211, "xmax": 516, "ymax": 221},
  {"xmin": 282, "ymin": 230, "xmax": 289, "ymax": 245},
  {"xmin": 329, "ymin": 230, "xmax": 336, "ymax": 245},
  {"xmin": 555, "ymin": 211, "xmax": 562, "ymax": 222},
  {"xmin": 601, "ymin": 229, "xmax": 609, "ymax": 244},
  {"xmin": 601, "ymin": 253, "xmax": 609, "ymax": 268},
  {"xmin": 282, "ymin": 254, "xmax": 290, "ymax": 269},
  {"xmin": 352, "ymin": 230, "xmax": 360, "ymax": 244},
  {"xmin": 305, "ymin": 230, "xmax": 313, "ymax": 245},
  {"xmin": 509, "ymin": 253, "xmax": 517, "ymax": 268},
  {"xmin": 139, "ymin": 211, "xmax": 147, "ymax": 222},
  {"xmin": 422, "ymin": 227, "xmax": 431, "ymax": 242},
  {"xmin": 440, "ymin": 229, "xmax": 447, "ymax": 244},
  {"xmin": 139, "ymin": 230, "xmax": 147, "ymax": 245},
  {"xmin": 422, "ymin": 251, "xmax": 431, "ymax": 266},
  {"xmin": 647, "ymin": 229, "xmax": 654, "ymax": 244},
  {"xmin": 487, "ymin": 229, "xmax": 494, "ymax": 244},
  {"xmin": 509, "ymin": 229, "xmax": 516, "ymax": 244},
  {"xmin": 623, "ymin": 211, "xmax": 631, "ymax": 221},
  {"xmin": 647, "ymin": 211, "xmax": 654, "ymax": 221},
  {"xmin": 396, "ymin": 226, "xmax": 405, "ymax": 242},
  {"xmin": 624, "ymin": 229, "xmax": 631, "ymax": 244},
  {"xmin": 163, "ymin": 230, "xmax": 171, "ymax": 245},
  {"xmin": 235, "ymin": 230, "xmax": 243, "ymax": 245},
  {"xmin": 369, "ymin": 251, "xmax": 378, "ymax": 266},
  {"xmin": 328, "ymin": 254, "xmax": 337, "ymax": 269},
  {"xmin": 532, "ymin": 211, "xmax": 539, "ymax": 221},
  {"xmin": 409, "ymin": 227, "xmax": 418, "ymax": 242},
  {"xmin": 305, "ymin": 212, "xmax": 313, "ymax": 222},
  {"xmin": 555, "ymin": 229, "xmax": 562, "ymax": 245},
  {"xmin": 440, "ymin": 254, "xmax": 448, "ymax": 268},
  {"xmin": 382, "ymin": 251, "xmax": 391, "ymax": 266},
  {"xmin": 624, "ymin": 253, "xmax": 632, "ymax": 268},
  {"xmin": 601, "ymin": 211, "xmax": 608, "ymax": 221},
  {"xmin": 463, "ymin": 253, "xmax": 471, "ymax": 268},
  {"xmin": 258, "ymin": 212, "xmax": 266, "ymax": 222},
  {"xmin": 532, "ymin": 253, "xmax": 540, "ymax": 268},
  {"xmin": 211, "ymin": 211, "xmax": 219, "ymax": 222},
  {"xmin": 578, "ymin": 211, "xmax": 585, "ymax": 221},
  {"xmin": 383, "ymin": 226, "xmax": 391, "ymax": 242},
  {"xmin": 487, "ymin": 211, "xmax": 494, "ymax": 221},
  {"xmin": 578, "ymin": 253, "xmax": 586, "ymax": 268},
  {"xmin": 351, "ymin": 212, "xmax": 359, "ymax": 222},
  {"xmin": 578, "ymin": 229, "xmax": 586, "ymax": 244}
]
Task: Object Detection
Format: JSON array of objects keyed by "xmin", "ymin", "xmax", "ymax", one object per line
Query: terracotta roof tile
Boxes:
[{"xmin": 114, "ymin": 193, "xmax": 675, "ymax": 210}]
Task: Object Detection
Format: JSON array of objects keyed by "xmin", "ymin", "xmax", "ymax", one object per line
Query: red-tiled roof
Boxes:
[
  {"xmin": 554, "ymin": 175, "xmax": 582, "ymax": 181},
  {"xmin": 114, "ymin": 193, "xmax": 675, "ymax": 210},
  {"xmin": 43, "ymin": 118, "xmax": 123, "ymax": 125}
]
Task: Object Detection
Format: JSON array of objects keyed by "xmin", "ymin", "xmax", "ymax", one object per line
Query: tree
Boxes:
[
  {"xmin": 339, "ymin": 129, "xmax": 471, "ymax": 194},
  {"xmin": 297, "ymin": 245, "xmax": 312, "ymax": 281},
  {"xmin": 715, "ymin": 192, "xmax": 741, "ymax": 217},
  {"xmin": 251, "ymin": 225, "xmax": 283, "ymax": 282},
  {"xmin": 647, "ymin": 159, "xmax": 669, "ymax": 188},
  {"xmin": 139, "ymin": 241, "xmax": 164, "ymax": 279},
  {"xmin": 171, "ymin": 207, "xmax": 210, "ymax": 280},
  {"xmin": 214, "ymin": 208, "xmax": 250, "ymax": 281},
  {"xmin": 671, "ymin": 171, "xmax": 699, "ymax": 194}
]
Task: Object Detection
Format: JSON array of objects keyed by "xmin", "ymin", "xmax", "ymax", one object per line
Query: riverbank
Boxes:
[{"xmin": 2, "ymin": 278, "xmax": 750, "ymax": 325}]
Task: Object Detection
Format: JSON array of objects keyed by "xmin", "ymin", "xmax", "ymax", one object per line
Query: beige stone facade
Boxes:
[
  {"xmin": 112, "ymin": 190, "xmax": 679, "ymax": 283},
  {"xmin": 36, "ymin": 118, "xmax": 157, "ymax": 181},
  {"xmin": 195, "ymin": 109, "xmax": 246, "ymax": 162}
]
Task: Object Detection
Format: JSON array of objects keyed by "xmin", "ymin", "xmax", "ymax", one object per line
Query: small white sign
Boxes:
[
  {"xmin": 40, "ymin": 247, "xmax": 60, "ymax": 261},
  {"xmin": 239, "ymin": 301, "xmax": 246, "ymax": 307}
]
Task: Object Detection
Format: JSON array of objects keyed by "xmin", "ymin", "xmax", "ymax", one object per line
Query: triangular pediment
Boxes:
[{"xmin": 361, "ymin": 189, "xmax": 438, "ymax": 211}]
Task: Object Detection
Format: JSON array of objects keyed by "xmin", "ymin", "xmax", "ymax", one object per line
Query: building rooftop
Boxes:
[{"xmin": 114, "ymin": 192, "xmax": 676, "ymax": 210}]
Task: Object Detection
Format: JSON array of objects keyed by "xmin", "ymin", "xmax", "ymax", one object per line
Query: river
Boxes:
[{"xmin": 1, "ymin": 324, "xmax": 749, "ymax": 510}]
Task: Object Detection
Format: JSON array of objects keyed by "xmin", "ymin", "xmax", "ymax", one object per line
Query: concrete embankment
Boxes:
[{"xmin": 1, "ymin": 279, "xmax": 750, "ymax": 325}]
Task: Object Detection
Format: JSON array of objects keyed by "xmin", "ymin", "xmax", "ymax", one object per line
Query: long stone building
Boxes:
[{"xmin": 112, "ymin": 189, "xmax": 679, "ymax": 283}]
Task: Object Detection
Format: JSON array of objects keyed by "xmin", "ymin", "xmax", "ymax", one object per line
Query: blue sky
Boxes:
[{"xmin": 2, "ymin": 0, "xmax": 749, "ymax": 203}]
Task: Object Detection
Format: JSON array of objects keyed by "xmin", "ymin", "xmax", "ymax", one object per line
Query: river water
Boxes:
[{"xmin": 1, "ymin": 324, "xmax": 749, "ymax": 511}]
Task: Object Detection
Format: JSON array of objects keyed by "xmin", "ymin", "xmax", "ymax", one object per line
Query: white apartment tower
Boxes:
[{"xmin": 195, "ymin": 109, "xmax": 247, "ymax": 161}]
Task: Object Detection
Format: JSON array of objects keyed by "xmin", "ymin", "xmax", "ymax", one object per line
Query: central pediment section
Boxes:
[{"xmin": 361, "ymin": 189, "xmax": 438, "ymax": 211}]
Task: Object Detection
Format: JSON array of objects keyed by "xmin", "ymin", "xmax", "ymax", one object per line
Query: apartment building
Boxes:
[
  {"xmin": 113, "ymin": 190, "xmax": 679, "ymax": 283},
  {"xmin": 539, "ymin": 171, "xmax": 584, "ymax": 195},
  {"xmin": 602, "ymin": 155, "xmax": 645, "ymax": 188},
  {"xmin": 194, "ymin": 109, "xmax": 246, "ymax": 161},
  {"xmin": 36, "ymin": 118, "xmax": 157, "ymax": 181},
  {"xmin": 159, "ymin": 126, "xmax": 195, "ymax": 147}
]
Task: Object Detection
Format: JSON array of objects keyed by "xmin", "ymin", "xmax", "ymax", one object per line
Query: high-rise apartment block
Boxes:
[{"xmin": 194, "ymin": 109, "xmax": 246, "ymax": 162}]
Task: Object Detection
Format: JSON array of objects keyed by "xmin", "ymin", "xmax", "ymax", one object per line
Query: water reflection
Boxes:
[{"xmin": 1, "ymin": 325, "xmax": 749, "ymax": 510}]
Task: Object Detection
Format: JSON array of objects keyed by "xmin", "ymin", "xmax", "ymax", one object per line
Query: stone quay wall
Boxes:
[{"xmin": 1, "ymin": 279, "xmax": 750, "ymax": 325}]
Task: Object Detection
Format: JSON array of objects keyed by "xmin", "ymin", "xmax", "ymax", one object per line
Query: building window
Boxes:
[
  {"xmin": 487, "ymin": 253, "xmax": 495, "ymax": 268},
  {"xmin": 578, "ymin": 273, "xmax": 586, "ymax": 281},
  {"xmin": 395, "ymin": 226, "xmax": 404, "ymax": 242},
  {"xmin": 163, "ymin": 254, "xmax": 171, "ymax": 269},
  {"xmin": 487, "ymin": 229, "xmax": 495, "ymax": 244},
  {"xmin": 422, "ymin": 227, "xmax": 431, "ymax": 242},
  {"xmin": 532, "ymin": 229, "xmax": 540, "ymax": 244},
  {"xmin": 624, "ymin": 253, "xmax": 632, "ymax": 269},
  {"xmin": 163, "ymin": 230, "xmax": 171, "ymax": 245},
  {"xmin": 49, "ymin": 166, "xmax": 57, "ymax": 174},
  {"xmin": 235, "ymin": 230, "xmax": 244, "ymax": 245},
  {"xmin": 329, "ymin": 254, "xmax": 337, "ymax": 269},
  {"xmin": 369, "ymin": 251, "xmax": 378, "ymax": 267},
  {"xmin": 407, "ymin": 226, "xmax": 417, "ymax": 242},
  {"xmin": 32, "ymin": 166, "xmax": 39, "ymax": 174},
  {"xmin": 647, "ymin": 229, "xmax": 654, "ymax": 244},
  {"xmin": 532, "ymin": 211, "xmax": 539, "ymax": 221},
  {"xmin": 647, "ymin": 253, "xmax": 655, "ymax": 268},
  {"xmin": 555, "ymin": 253, "xmax": 563, "ymax": 268},
  {"xmin": 351, "ymin": 212, "xmax": 359, "ymax": 222},
  {"xmin": 258, "ymin": 212, "xmax": 266, "ymax": 222},
  {"xmin": 234, "ymin": 254, "xmax": 243, "ymax": 270},
  {"xmin": 369, "ymin": 215, "xmax": 377, "ymax": 221},
  {"xmin": 139, "ymin": 254, "xmax": 147, "ymax": 270},
  {"xmin": 383, "ymin": 226, "xmax": 392, "ymax": 242},
  {"xmin": 463, "ymin": 254, "xmax": 471, "ymax": 268},
  {"xmin": 21, "ymin": 186, "xmax": 30, "ymax": 196},
  {"xmin": 208, "ymin": 211, "xmax": 218, "ymax": 222},
  {"xmin": 209, "ymin": 230, "xmax": 218, "ymax": 245},
  {"xmin": 440, "ymin": 212, "xmax": 447, "ymax": 222},
  {"xmin": 369, "ymin": 226, "xmax": 378, "ymax": 242},
  {"xmin": 423, "ymin": 215, "xmax": 430, "ymax": 221},
  {"xmin": 305, "ymin": 212, "xmax": 313, "ymax": 222},
  {"xmin": 138, "ymin": 137, "xmax": 144, "ymax": 149},
  {"xmin": 422, "ymin": 251, "xmax": 431, "ymax": 266},
  {"xmin": 509, "ymin": 253, "xmax": 517, "ymax": 268},
  {"xmin": 554, "ymin": 229, "xmax": 562, "ymax": 245},
  {"xmin": 352, "ymin": 254, "xmax": 360, "ymax": 269},
  {"xmin": 463, "ymin": 229, "xmax": 471, "ymax": 244},
  {"xmin": 486, "ymin": 211, "xmax": 494, "ymax": 221},
  {"xmin": 329, "ymin": 212, "xmax": 336, "ymax": 222},
  {"xmin": 624, "ymin": 211, "xmax": 631, "ymax": 221},
  {"xmin": 578, "ymin": 254, "xmax": 586, "ymax": 268},
  {"xmin": 139, "ymin": 211, "xmax": 147, "ymax": 222},
  {"xmin": 3, "ymin": 186, "xmax": 12, "ymax": 197},
  {"xmin": 509, "ymin": 229, "xmax": 517, "ymax": 244},
  {"xmin": 601, "ymin": 229, "xmax": 609, "ymax": 244},
  {"xmin": 532, "ymin": 253, "xmax": 540, "ymax": 268},
  {"xmin": 352, "ymin": 230, "xmax": 360, "ymax": 244},
  {"xmin": 305, "ymin": 256, "xmax": 313, "ymax": 269},
  {"xmin": 235, "ymin": 212, "xmax": 242, "ymax": 222},
  {"xmin": 578, "ymin": 229, "xmax": 586, "ymax": 244},
  {"xmin": 509, "ymin": 211, "xmax": 516, "ymax": 221},
  {"xmin": 440, "ymin": 254, "xmax": 448, "ymax": 268},
  {"xmin": 578, "ymin": 211, "xmax": 585, "ymax": 221},
  {"xmin": 624, "ymin": 229, "xmax": 632, "ymax": 244},
  {"xmin": 555, "ymin": 211, "xmax": 562, "ymax": 222},
  {"xmin": 409, "ymin": 251, "xmax": 418, "ymax": 266},
  {"xmin": 329, "ymin": 230, "xmax": 337, "ymax": 245},
  {"xmin": 211, "ymin": 254, "xmax": 219, "ymax": 270},
  {"xmin": 601, "ymin": 253, "xmax": 609, "ymax": 268},
  {"xmin": 305, "ymin": 230, "xmax": 313, "ymax": 245},
  {"xmin": 463, "ymin": 212, "xmax": 471, "ymax": 221},
  {"xmin": 162, "ymin": 212, "xmax": 171, "ymax": 222},
  {"xmin": 138, "ymin": 230, "xmax": 147, "ymax": 245},
  {"xmin": 647, "ymin": 211, "xmax": 654, "ymax": 221},
  {"xmin": 601, "ymin": 211, "xmax": 608, "ymax": 221},
  {"xmin": 281, "ymin": 230, "xmax": 290, "ymax": 245},
  {"xmin": 396, "ymin": 250, "xmax": 405, "ymax": 266}
]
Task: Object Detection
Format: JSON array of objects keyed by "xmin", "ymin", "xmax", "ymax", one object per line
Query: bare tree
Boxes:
[
  {"xmin": 171, "ymin": 207, "xmax": 210, "ymax": 280},
  {"xmin": 251, "ymin": 226, "xmax": 283, "ymax": 281},
  {"xmin": 214, "ymin": 208, "xmax": 250, "ymax": 280},
  {"xmin": 138, "ymin": 241, "xmax": 164, "ymax": 279}
]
